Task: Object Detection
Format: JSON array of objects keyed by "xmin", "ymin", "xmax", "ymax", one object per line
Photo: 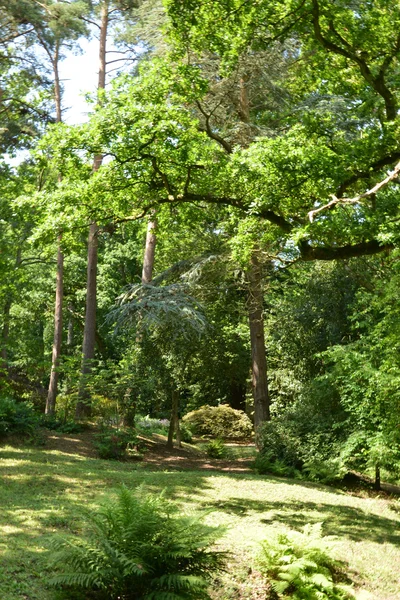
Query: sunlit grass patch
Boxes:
[{"xmin": 0, "ymin": 444, "xmax": 399, "ymax": 599}]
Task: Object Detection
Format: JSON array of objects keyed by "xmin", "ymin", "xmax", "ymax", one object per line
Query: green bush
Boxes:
[
  {"xmin": 252, "ymin": 452, "xmax": 300, "ymax": 479},
  {"xmin": 0, "ymin": 397, "xmax": 39, "ymax": 437},
  {"xmin": 258, "ymin": 523, "xmax": 352, "ymax": 599},
  {"xmin": 135, "ymin": 415, "xmax": 170, "ymax": 436},
  {"xmin": 178, "ymin": 422, "xmax": 193, "ymax": 443},
  {"xmin": 94, "ymin": 428, "xmax": 137, "ymax": 460},
  {"xmin": 48, "ymin": 487, "xmax": 227, "ymax": 600},
  {"xmin": 183, "ymin": 404, "xmax": 253, "ymax": 439},
  {"xmin": 40, "ymin": 415, "xmax": 84, "ymax": 434},
  {"xmin": 302, "ymin": 457, "xmax": 346, "ymax": 485},
  {"xmin": 205, "ymin": 439, "xmax": 228, "ymax": 459}
]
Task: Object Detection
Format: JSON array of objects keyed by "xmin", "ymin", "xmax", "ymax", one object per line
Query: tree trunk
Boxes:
[
  {"xmin": 76, "ymin": 1, "xmax": 109, "ymax": 418},
  {"xmin": 142, "ymin": 214, "xmax": 157, "ymax": 284},
  {"xmin": 46, "ymin": 240, "xmax": 64, "ymax": 415},
  {"xmin": 375, "ymin": 464, "xmax": 381, "ymax": 491},
  {"xmin": 0, "ymin": 298, "xmax": 12, "ymax": 375},
  {"xmin": 229, "ymin": 380, "xmax": 246, "ymax": 412},
  {"xmin": 67, "ymin": 303, "xmax": 74, "ymax": 347},
  {"xmin": 167, "ymin": 388, "xmax": 180, "ymax": 449},
  {"xmin": 247, "ymin": 250, "xmax": 270, "ymax": 433},
  {"xmin": 46, "ymin": 41, "xmax": 64, "ymax": 414},
  {"xmin": 76, "ymin": 221, "xmax": 99, "ymax": 418}
]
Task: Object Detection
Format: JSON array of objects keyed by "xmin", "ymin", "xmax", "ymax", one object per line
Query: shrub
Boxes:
[
  {"xmin": 252, "ymin": 452, "xmax": 300, "ymax": 479},
  {"xmin": 94, "ymin": 428, "xmax": 137, "ymax": 460},
  {"xmin": 258, "ymin": 523, "xmax": 352, "ymax": 599},
  {"xmin": 302, "ymin": 457, "xmax": 346, "ymax": 485},
  {"xmin": 48, "ymin": 487, "xmax": 227, "ymax": 600},
  {"xmin": 40, "ymin": 415, "xmax": 84, "ymax": 434},
  {"xmin": 177, "ymin": 422, "xmax": 193, "ymax": 443},
  {"xmin": 256, "ymin": 420, "xmax": 304, "ymax": 469},
  {"xmin": 0, "ymin": 397, "xmax": 39, "ymax": 437},
  {"xmin": 183, "ymin": 404, "xmax": 253, "ymax": 439},
  {"xmin": 135, "ymin": 415, "xmax": 170, "ymax": 436},
  {"xmin": 205, "ymin": 439, "xmax": 228, "ymax": 459}
]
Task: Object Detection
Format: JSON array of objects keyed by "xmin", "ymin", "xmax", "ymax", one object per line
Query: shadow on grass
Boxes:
[{"xmin": 202, "ymin": 496, "xmax": 400, "ymax": 545}]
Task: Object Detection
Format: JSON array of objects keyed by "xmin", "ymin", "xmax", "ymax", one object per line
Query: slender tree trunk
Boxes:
[
  {"xmin": 46, "ymin": 42, "xmax": 64, "ymax": 415},
  {"xmin": 247, "ymin": 250, "xmax": 270, "ymax": 432},
  {"xmin": 76, "ymin": 2, "xmax": 109, "ymax": 418},
  {"xmin": 67, "ymin": 303, "xmax": 74, "ymax": 347},
  {"xmin": 167, "ymin": 388, "xmax": 180, "ymax": 449},
  {"xmin": 0, "ymin": 298, "xmax": 12, "ymax": 374},
  {"xmin": 46, "ymin": 240, "xmax": 64, "ymax": 414},
  {"xmin": 76, "ymin": 221, "xmax": 99, "ymax": 417},
  {"xmin": 375, "ymin": 464, "xmax": 381, "ymax": 491},
  {"xmin": 142, "ymin": 214, "xmax": 157, "ymax": 284}
]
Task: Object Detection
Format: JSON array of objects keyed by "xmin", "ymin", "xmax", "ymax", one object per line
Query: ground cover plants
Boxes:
[{"xmin": 0, "ymin": 437, "xmax": 399, "ymax": 600}]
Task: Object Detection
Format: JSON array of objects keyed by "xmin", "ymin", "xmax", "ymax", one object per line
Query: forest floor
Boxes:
[{"xmin": 0, "ymin": 429, "xmax": 399, "ymax": 600}]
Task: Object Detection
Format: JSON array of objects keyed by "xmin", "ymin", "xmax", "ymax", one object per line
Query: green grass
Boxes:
[{"xmin": 0, "ymin": 443, "xmax": 399, "ymax": 599}]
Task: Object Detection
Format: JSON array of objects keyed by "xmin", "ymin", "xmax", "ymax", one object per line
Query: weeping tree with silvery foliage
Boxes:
[{"xmin": 109, "ymin": 282, "xmax": 208, "ymax": 446}]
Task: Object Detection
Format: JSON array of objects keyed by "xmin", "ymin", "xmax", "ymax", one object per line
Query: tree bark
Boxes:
[
  {"xmin": 76, "ymin": 221, "xmax": 99, "ymax": 418},
  {"xmin": 0, "ymin": 298, "xmax": 12, "ymax": 374},
  {"xmin": 46, "ymin": 240, "xmax": 64, "ymax": 415},
  {"xmin": 76, "ymin": 1, "xmax": 109, "ymax": 418},
  {"xmin": 46, "ymin": 41, "xmax": 64, "ymax": 415},
  {"xmin": 142, "ymin": 214, "xmax": 157, "ymax": 284},
  {"xmin": 247, "ymin": 251, "xmax": 270, "ymax": 432},
  {"xmin": 167, "ymin": 388, "xmax": 180, "ymax": 449}
]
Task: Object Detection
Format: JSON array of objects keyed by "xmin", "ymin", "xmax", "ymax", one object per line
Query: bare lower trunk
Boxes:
[
  {"xmin": 46, "ymin": 42, "xmax": 64, "ymax": 413},
  {"xmin": 167, "ymin": 389, "xmax": 180, "ymax": 449},
  {"xmin": 122, "ymin": 388, "xmax": 136, "ymax": 427},
  {"xmin": 0, "ymin": 298, "xmax": 11, "ymax": 374},
  {"xmin": 76, "ymin": 222, "xmax": 99, "ymax": 418},
  {"xmin": 375, "ymin": 464, "xmax": 381, "ymax": 491},
  {"xmin": 142, "ymin": 215, "xmax": 157, "ymax": 284},
  {"xmin": 247, "ymin": 251, "xmax": 270, "ymax": 433},
  {"xmin": 46, "ymin": 242, "xmax": 64, "ymax": 415},
  {"xmin": 67, "ymin": 303, "xmax": 74, "ymax": 347},
  {"xmin": 76, "ymin": 2, "xmax": 109, "ymax": 418}
]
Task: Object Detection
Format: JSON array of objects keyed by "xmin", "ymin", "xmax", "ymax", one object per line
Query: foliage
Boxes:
[
  {"xmin": 93, "ymin": 428, "xmax": 137, "ymax": 460},
  {"xmin": 48, "ymin": 487, "xmax": 227, "ymax": 599},
  {"xmin": 252, "ymin": 452, "xmax": 300, "ymax": 479},
  {"xmin": 178, "ymin": 422, "xmax": 193, "ymax": 443},
  {"xmin": 40, "ymin": 415, "xmax": 84, "ymax": 434},
  {"xmin": 135, "ymin": 415, "xmax": 170, "ymax": 437},
  {"xmin": 205, "ymin": 439, "xmax": 228, "ymax": 459},
  {"xmin": 257, "ymin": 524, "xmax": 352, "ymax": 599},
  {"xmin": 0, "ymin": 397, "xmax": 39, "ymax": 437},
  {"xmin": 183, "ymin": 405, "xmax": 253, "ymax": 439}
]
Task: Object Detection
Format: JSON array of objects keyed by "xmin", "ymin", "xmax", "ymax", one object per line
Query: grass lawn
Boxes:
[{"xmin": 0, "ymin": 442, "xmax": 399, "ymax": 600}]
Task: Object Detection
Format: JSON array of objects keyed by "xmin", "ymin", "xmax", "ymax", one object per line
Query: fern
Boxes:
[
  {"xmin": 47, "ymin": 486, "xmax": 226, "ymax": 599},
  {"xmin": 258, "ymin": 524, "xmax": 353, "ymax": 600}
]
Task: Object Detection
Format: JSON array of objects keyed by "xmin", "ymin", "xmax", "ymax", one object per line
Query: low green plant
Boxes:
[
  {"xmin": 135, "ymin": 415, "xmax": 170, "ymax": 436},
  {"xmin": 94, "ymin": 428, "xmax": 137, "ymax": 460},
  {"xmin": 252, "ymin": 452, "xmax": 300, "ymax": 479},
  {"xmin": 205, "ymin": 439, "xmax": 228, "ymax": 459},
  {"xmin": 302, "ymin": 457, "xmax": 346, "ymax": 485},
  {"xmin": 258, "ymin": 523, "xmax": 352, "ymax": 599},
  {"xmin": 178, "ymin": 422, "xmax": 193, "ymax": 443},
  {"xmin": 0, "ymin": 397, "xmax": 39, "ymax": 437},
  {"xmin": 183, "ymin": 404, "xmax": 253, "ymax": 439},
  {"xmin": 40, "ymin": 415, "xmax": 84, "ymax": 434},
  {"xmin": 48, "ymin": 487, "xmax": 227, "ymax": 599}
]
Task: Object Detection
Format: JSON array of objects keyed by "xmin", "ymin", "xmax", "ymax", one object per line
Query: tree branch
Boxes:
[{"xmin": 309, "ymin": 160, "xmax": 400, "ymax": 222}]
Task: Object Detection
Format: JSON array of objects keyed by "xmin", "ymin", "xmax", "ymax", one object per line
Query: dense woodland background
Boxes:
[{"xmin": 1, "ymin": 0, "xmax": 400, "ymax": 487}]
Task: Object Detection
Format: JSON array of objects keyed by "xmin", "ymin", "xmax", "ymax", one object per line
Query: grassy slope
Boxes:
[{"xmin": 0, "ymin": 443, "xmax": 399, "ymax": 600}]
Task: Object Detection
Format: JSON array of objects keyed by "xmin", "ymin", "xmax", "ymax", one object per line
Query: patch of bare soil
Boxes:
[
  {"xmin": 42, "ymin": 427, "xmax": 99, "ymax": 458},
  {"xmin": 39, "ymin": 428, "xmax": 254, "ymax": 472}
]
